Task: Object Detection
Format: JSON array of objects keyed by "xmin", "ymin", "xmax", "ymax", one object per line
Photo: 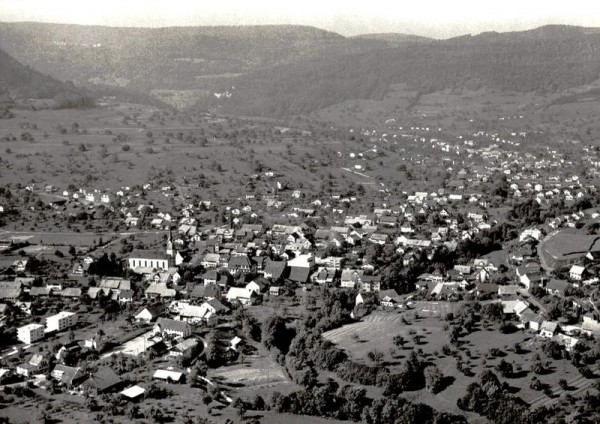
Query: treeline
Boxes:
[
  {"xmin": 268, "ymin": 380, "xmax": 465, "ymax": 424},
  {"xmin": 458, "ymin": 370, "xmax": 554, "ymax": 424},
  {"xmin": 508, "ymin": 195, "xmax": 600, "ymax": 227}
]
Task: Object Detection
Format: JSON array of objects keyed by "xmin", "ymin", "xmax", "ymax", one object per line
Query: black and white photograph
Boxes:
[{"xmin": 1, "ymin": 1, "xmax": 600, "ymax": 423}]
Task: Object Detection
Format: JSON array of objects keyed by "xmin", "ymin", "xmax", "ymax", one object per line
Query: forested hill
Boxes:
[
  {"xmin": 210, "ymin": 25, "xmax": 600, "ymax": 116},
  {"xmin": 0, "ymin": 48, "xmax": 93, "ymax": 107},
  {"xmin": 0, "ymin": 22, "xmax": 390, "ymax": 92},
  {"xmin": 350, "ymin": 33, "xmax": 432, "ymax": 46}
]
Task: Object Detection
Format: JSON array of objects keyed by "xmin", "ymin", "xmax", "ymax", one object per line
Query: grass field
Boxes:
[
  {"xmin": 322, "ymin": 305, "xmax": 596, "ymax": 416},
  {"xmin": 323, "ymin": 311, "xmax": 449, "ymax": 371},
  {"xmin": 538, "ymin": 229, "xmax": 597, "ymax": 270},
  {"xmin": 211, "ymin": 348, "xmax": 301, "ymax": 400}
]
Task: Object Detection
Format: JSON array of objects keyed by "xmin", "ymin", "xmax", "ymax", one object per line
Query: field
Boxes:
[
  {"xmin": 538, "ymin": 229, "xmax": 597, "ymax": 270},
  {"xmin": 322, "ymin": 305, "xmax": 598, "ymax": 419},
  {"xmin": 323, "ymin": 310, "xmax": 449, "ymax": 372},
  {"xmin": 211, "ymin": 348, "xmax": 301, "ymax": 400},
  {"xmin": 0, "ymin": 103, "xmax": 357, "ymax": 196}
]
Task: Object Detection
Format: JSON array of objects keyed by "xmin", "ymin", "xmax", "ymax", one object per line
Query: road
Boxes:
[
  {"xmin": 341, "ymin": 167, "xmax": 372, "ymax": 179},
  {"xmin": 537, "ymin": 230, "xmax": 559, "ymax": 272},
  {"xmin": 0, "ymin": 229, "xmax": 167, "ymax": 238}
]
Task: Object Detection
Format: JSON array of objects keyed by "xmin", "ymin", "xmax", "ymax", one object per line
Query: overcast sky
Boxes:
[{"xmin": 1, "ymin": 0, "xmax": 600, "ymax": 38}]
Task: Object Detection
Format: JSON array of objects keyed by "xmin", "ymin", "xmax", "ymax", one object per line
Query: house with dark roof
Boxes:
[
  {"xmin": 51, "ymin": 364, "xmax": 86, "ymax": 388},
  {"xmin": 227, "ymin": 255, "xmax": 252, "ymax": 275},
  {"xmin": 263, "ymin": 261, "xmax": 287, "ymax": 281},
  {"xmin": 80, "ymin": 367, "xmax": 122, "ymax": 395},
  {"xmin": 546, "ymin": 279, "xmax": 569, "ymax": 297},
  {"xmin": 246, "ymin": 278, "xmax": 268, "ymax": 294},
  {"xmin": 190, "ymin": 282, "xmax": 222, "ymax": 300},
  {"xmin": 288, "ymin": 266, "xmax": 310, "ymax": 284},
  {"xmin": 200, "ymin": 269, "xmax": 218, "ymax": 285},
  {"xmin": 134, "ymin": 304, "xmax": 166, "ymax": 323},
  {"xmin": 377, "ymin": 289, "xmax": 402, "ymax": 308},
  {"xmin": 361, "ymin": 275, "xmax": 381, "ymax": 292},
  {"xmin": 118, "ymin": 290, "xmax": 134, "ymax": 303}
]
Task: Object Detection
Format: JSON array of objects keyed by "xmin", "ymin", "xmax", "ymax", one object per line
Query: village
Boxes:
[{"xmin": 0, "ymin": 99, "xmax": 599, "ymax": 423}]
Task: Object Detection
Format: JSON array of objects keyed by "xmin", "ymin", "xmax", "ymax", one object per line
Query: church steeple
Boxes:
[{"xmin": 166, "ymin": 227, "xmax": 174, "ymax": 257}]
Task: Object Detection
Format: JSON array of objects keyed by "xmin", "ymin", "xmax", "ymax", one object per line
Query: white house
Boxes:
[
  {"xmin": 569, "ymin": 265, "xmax": 585, "ymax": 281},
  {"xmin": 539, "ymin": 321, "xmax": 559, "ymax": 338},
  {"xmin": 226, "ymin": 287, "xmax": 253, "ymax": 305}
]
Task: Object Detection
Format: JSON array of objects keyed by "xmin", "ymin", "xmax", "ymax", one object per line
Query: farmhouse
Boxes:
[
  {"xmin": 263, "ymin": 261, "xmax": 287, "ymax": 281},
  {"xmin": 546, "ymin": 279, "xmax": 569, "ymax": 297},
  {"xmin": 540, "ymin": 321, "xmax": 559, "ymax": 338},
  {"xmin": 226, "ymin": 287, "xmax": 254, "ymax": 305},
  {"xmin": 154, "ymin": 318, "xmax": 192, "ymax": 338},
  {"xmin": 145, "ymin": 283, "xmax": 177, "ymax": 300},
  {"xmin": 190, "ymin": 283, "xmax": 222, "ymax": 300},
  {"xmin": 51, "ymin": 364, "xmax": 86, "ymax": 388},
  {"xmin": 80, "ymin": 367, "xmax": 122, "ymax": 395}
]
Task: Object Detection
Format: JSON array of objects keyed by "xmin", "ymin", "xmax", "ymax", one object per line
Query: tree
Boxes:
[
  {"xmin": 262, "ymin": 315, "xmax": 292, "ymax": 353},
  {"xmin": 367, "ymin": 350, "xmax": 384, "ymax": 366},
  {"xmin": 424, "ymin": 365, "xmax": 444, "ymax": 394},
  {"xmin": 531, "ymin": 356, "xmax": 545, "ymax": 374},
  {"xmin": 558, "ymin": 379, "xmax": 569, "ymax": 390},
  {"xmin": 393, "ymin": 335, "xmax": 406, "ymax": 349},
  {"xmin": 529, "ymin": 376, "xmax": 542, "ymax": 391},
  {"xmin": 495, "ymin": 359, "xmax": 513, "ymax": 378},
  {"xmin": 481, "ymin": 303, "xmax": 504, "ymax": 323},
  {"xmin": 252, "ymin": 394, "xmax": 265, "ymax": 410},
  {"xmin": 233, "ymin": 398, "xmax": 246, "ymax": 420}
]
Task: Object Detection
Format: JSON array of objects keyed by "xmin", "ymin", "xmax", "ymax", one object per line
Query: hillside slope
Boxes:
[
  {"xmin": 0, "ymin": 47, "xmax": 93, "ymax": 107},
  {"xmin": 0, "ymin": 22, "xmax": 389, "ymax": 94},
  {"xmin": 211, "ymin": 25, "xmax": 600, "ymax": 116}
]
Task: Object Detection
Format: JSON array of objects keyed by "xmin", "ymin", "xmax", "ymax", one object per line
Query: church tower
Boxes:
[{"xmin": 166, "ymin": 227, "xmax": 174, "ymax": 257}]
